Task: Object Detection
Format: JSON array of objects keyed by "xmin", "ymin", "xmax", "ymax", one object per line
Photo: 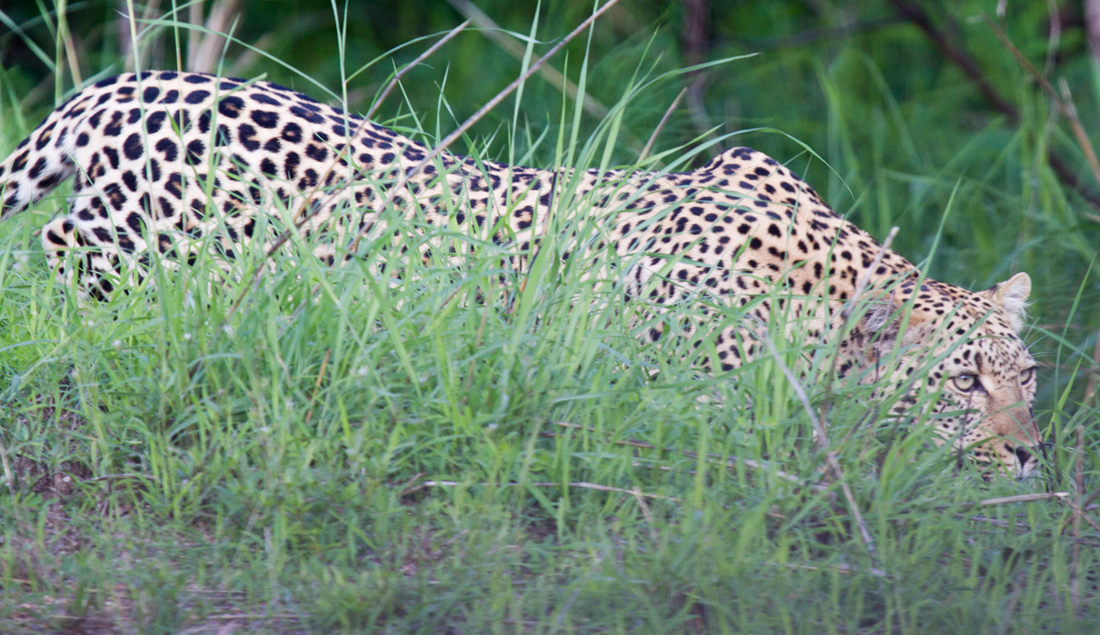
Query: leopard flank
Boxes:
[{"xmin": 0, "ymin": 71, "xmax": 1042, "ymax": 477}]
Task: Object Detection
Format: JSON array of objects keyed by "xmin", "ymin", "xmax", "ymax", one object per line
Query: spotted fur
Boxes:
[{"xmin": 0, "ymin": 71, "xmax": 1041, "ymax": 477}]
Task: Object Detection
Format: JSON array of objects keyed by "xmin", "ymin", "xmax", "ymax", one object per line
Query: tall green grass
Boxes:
[{"xmin": 0, "ymin": 1, "xmax": 1097, "ymax": 632}]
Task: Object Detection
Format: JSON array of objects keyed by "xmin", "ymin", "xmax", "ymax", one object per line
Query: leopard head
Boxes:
[{"xmin": 856, "ymin": 272, "xmax": 1040, "ymax": 478}]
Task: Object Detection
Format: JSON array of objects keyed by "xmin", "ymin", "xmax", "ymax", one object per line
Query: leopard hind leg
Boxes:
[{"xmin": 40, "ymin": 216, "xmax": 126, "ymax": 302}]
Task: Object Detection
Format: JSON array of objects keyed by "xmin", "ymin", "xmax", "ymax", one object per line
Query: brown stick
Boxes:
[
  {"xmin": 889, "ymin": 0, "xmax": 1019, "ymax": 120},
  {"xmin": 639, "ymin": 87, "xmax": 688, "ymax": 163},
  {"xmin": 890, "ymin": 0, "xmax": 1100, "ymax": 210}
]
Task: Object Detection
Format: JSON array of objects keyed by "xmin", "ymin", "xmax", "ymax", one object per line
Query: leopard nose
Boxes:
[{"xmin": 1007, "ymin": 444, "xmax": 1033, "ymax": 466}]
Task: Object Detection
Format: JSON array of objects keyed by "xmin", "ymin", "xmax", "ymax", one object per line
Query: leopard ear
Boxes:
[
  {"xmin": 859, "ymin": 291, "xmax": 923, "ymax": 340},
  {"xmin": 857, "ymin": 288, "xmax": 934, "ymax": 359},
  {"xmin": 861, "ymin": 299, "xmax": 898, "ymax": 337},
  {"xmin": 858, "ymin": 297, "xmax": 907, "ymax": 362},
  {"xmin": 986, "ymin": 272, "xmax": 1031, "ymax": 332}
]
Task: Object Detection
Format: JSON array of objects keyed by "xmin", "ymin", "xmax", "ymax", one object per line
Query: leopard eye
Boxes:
[
  {"xmin": 1019, "ymin": 367, "xmax": 1035, "ymax": 385},
  {"xmin": 952, "ymin": 374, "xmax": 978, "ymax": 392}
]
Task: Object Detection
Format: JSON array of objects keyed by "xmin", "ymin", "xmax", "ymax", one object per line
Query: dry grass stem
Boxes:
[
  {"xmin": 546, "ymin": 420, "xmax": 828, "ymax": 492},
  {"xmin": 56, "ymin": 0, "xmax": 83, "ymax": 86},
  {"xmin": 1072, "ymin": 426, "xmax": 1083, "ymax": 610},
  {"xmin": 759, "ymin": 333, "xmax": 878, "ymax": 561},
  {"xmin": 365, "ymin": 20, "xmax": 472, "ymax": 121},
  {"xmin": 403, "ymin": 480, "xmax": 681, "ymax": 502},
  {"xmin": 958, "ymin": 492, "xmax": 1068, "ymax": 508},
  {"xmin": 768, "ymin": 561, "xmax": 889, "ymax": 578},
  {"xmin": 840, "ymin": 226, "xmax": 898, "ymax": 321},
  {"xmin": 446, "ymin": 0, "xmax": 610, "ymax": 119},
  {"xmin": 346, "ymin": 0, "xmax": 626, "ymax": 255},
  {"xmin": 982, "ymin": 15, "xmax": 1100, "ymax": 190},
  {"xmin": 997, "ymin": 584, "xmax": 1025, "ymax": 635},
  {"xmin": 0, "ymin": 435, "xmax": 14, "ymax": 495},
  {"xmin": 632, "ymin": 487, "xmax": 660, "ymax": 541},
  {"xmin": 1088, "ymin": 0, "xmax": 1100, "ymax": 68},
  {"xmin": 302, "ymin": 348, "xmax": 331, "ymax": 424},
  {"xmin": 639, "ymin": 86, "xmax": 688, "ymax": 163},
  {"xmin": 188, "ymin": 0, "xmax": 240, "ymax": 73},
  {"xmin": 219, "ymin": 19, "xmax": 472, "ymax": 325}
]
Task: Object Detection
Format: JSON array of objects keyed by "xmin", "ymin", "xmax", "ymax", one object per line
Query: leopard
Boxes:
[{"xmin": 0, "ymin": 71, "xmax": 1042, "ymax": 478}]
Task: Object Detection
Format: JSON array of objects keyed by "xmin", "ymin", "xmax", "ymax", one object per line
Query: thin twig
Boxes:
[
  {"xmin": 889, "ymin": 0, "xmax": 1100, "ymax": 210},
  {"xmin": 935, "ymin": 492, "xmax": 1068, "ymax": 510},
  {"xmin": 546, "ymin": 420, "xmax": 828, "ymax": 492},
  {"xmin": 1071, "ymin": 426, "xmax": 1083, "ymax": 611},
  {"xmin": 445, "ymin": 0, "xmax": 609, "ymax": 118},
  {"xmin": 1064, "ymin": 498, "xmax": 1100, "ymax": 534},
  {"xmin": 982, "ymin": 15, "xmax": 1100, "ymax": 189},
  {"xmin": 347, "ymin": 0, "xmax": 625, "ymax": 255},
  {"xmin": 639, "ymin": 86, "xmax": 688, "ymax": 163},
  {"xmin": 840, "ymin": 226, "xmax": 898, "ymax": 322},
  {"xmin": 397, "ymin": 472, "xmax": 426, "ymax": 496},
  {"xmin": 366, "ymin": 20, "xmax": 472, "ymax": 121},
  {"xmin": 759, "ymin": 333, "xmax": 878, "ymax": 561},
  {"xmin": 401, "ymin": 480, "xmax": 681, "ymax": 502},
  {"xmin": 766, "ymin": 561, "xmax": 889, "ymax": 578},
  {"xmin": 219, "ymin": 21, "xmax": 470, "ymax": 324}
]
